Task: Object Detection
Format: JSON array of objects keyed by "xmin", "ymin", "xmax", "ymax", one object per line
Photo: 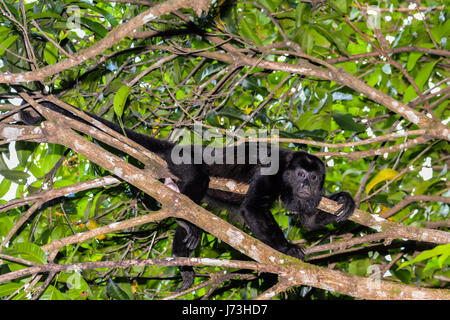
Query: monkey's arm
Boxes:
[{"xmin": 240, "ymin": 175, "xmax": 306, "ymax": 260}]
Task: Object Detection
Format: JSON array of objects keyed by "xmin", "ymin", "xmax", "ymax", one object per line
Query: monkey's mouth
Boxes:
[
  {"xmin": 296, "ymin": 192, "xmax": 312, "ymax": 199},
  {"xmin": 296, "ymin": 190, "xmax": 320, "ymax": 200},
  {"xmin": 288, "ymin": 195, "xmax": 321, "ymax": 215}
]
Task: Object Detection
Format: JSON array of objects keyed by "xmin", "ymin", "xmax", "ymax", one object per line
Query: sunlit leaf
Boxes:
[
  {"xmin": 114, "ymin": 85, "xmax": 130, "ymax": 118},
  {"xmin": 40, "ymin": 285, "xmax": 67, "ymax": 300},
  {"xmin": 87, "ymin": 220, "xmax": 106, "ymax": 240},
  {"xmin": 366, "ymin": 168, "xmax": 400, "ymax": 195},
  {"xmin": 398, "ymin": 244, "xmax": 450, "ymax": 270},
  {"xmin": 0, "ymin": 35, "xmax": 18, "ymax": 57},
  {"xmin": 7, "ymin": 242, "xmax": 48, "ymax": 264},
  {"xmin": 106, "ymin": 279, "xmax": 132, "ymax": 300},
  {"xmin": 44, "ymin": 41, "xmax": 58, "ymax": 65}
]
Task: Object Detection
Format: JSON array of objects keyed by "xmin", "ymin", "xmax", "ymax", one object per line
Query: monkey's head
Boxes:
[{"xmin": 280, "ymin": 152, "xmax": 325, "ymax": 215}]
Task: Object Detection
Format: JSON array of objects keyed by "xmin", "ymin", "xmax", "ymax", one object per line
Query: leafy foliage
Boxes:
[{"xmin": 0, "ymin": 0, "xmax": 448, "ymax": 300}]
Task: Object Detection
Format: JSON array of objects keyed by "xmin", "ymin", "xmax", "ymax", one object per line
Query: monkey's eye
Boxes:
[
  {"xmin": 310, "ymin": 174, "xmax": 317, "ymax": 181},
  {"xmin": 298, "ymin": 171, "xmax": 305, "ymax": 178}
]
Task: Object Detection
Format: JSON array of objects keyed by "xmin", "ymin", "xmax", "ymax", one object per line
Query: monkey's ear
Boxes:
[{"xmin": 284, "ymin": 152, "xmax": 295, "ymax": 166}]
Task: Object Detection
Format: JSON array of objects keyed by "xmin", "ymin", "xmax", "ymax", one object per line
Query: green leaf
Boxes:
[
  {"xmin": 74, "ymin": 3, "xmax": 118, "ymax": 27},
  {"xmin": 205, "ymin": 111, "xmax": 221, "ymax": 127},
  {"xmin": 28, "ymin": 12, "xmax": 64, "ymax": 21},
  {"xmin": 15, "ymin": 141, "xmax": 36, "ymax": 168},
  {"xmin": 403, "ymin": 85, "xmax": 418, "ymax": 104},
  {"xmin": 0, "ymin": 177, "xmax": 12, "ymax": 198},
  {"xmin": 41, "ymin": 144, "xmax": 65, "ymax": 174},
  {"xmin": 257, "ymin": 0, "xmax": 281, "ymax": 12},
  {"xmin": 296, "ymin": 111, "xmax": 331, "ymax": 131},
  {"xmin": 53, "ymin": 179, "xmax": 76, "ymax": 189},
  {"xmin": 302, "ymin": 28, "xmax": 314, "ymax": 55},
  {"xmin": 0, "ymin": 170, "xmax": 30, "ymax": 184},
  {"xmin": 337, "ymin": 61, "xmax": 357, "ymax": 74},
  {"xmin": 196, "ymin": 63, "xmax": 224, "ymax": 82},
  {"xmin": 239, "ymin": 16, "xmax": 261, "ymax": 45},
  {"xmin": 415, "ymin": 61, "xmax": 437, "ymax": 91},
  {"xmin": 0, "ymin": 283, "xmax": 23, "ymax": 297},
  {"xmin": 392, "ymin": 269, "xmax": 411, "ymax": 284},
  {"xmin": 0, "ymin": 27, "xmax": 12, "ymax": 43},
  {"xmin": 367, "ymin": 69, "xmax": 381, "ymax": 87},
  {"xmin": 280, "ymin": 129, "xmax": 328, "ymax": 140},
  {"xmin": 347, "ymin": 41, "xmax": 367, "ymax": 55},
  {"xmin": 44, "ymin": 41, "xmax": 58, "ymax": 65},
  {"xmin": 348, "ymin": 258, "xmax": 371, "ymax": 276},
  {"xmin": 113, "ymin": 85, "xmax": 130, "ymax": 118},
  {"xmin": 80, "ymin": 17, "xmax": 108, "ymax": 38},
  {"xmin": 40, "ymin": 285, "xmax": 67, "ymax": 300},
  {"xmin": 106, "ymin": 279, "xmax": 132, "ymax": 300},
  {"xmin": 330, "ymin": 0, "xmax": 348, "ymax": 14},
  {"xmin": 407, "ymin": 52, "xmax": 424, "ymax": 72},
  {"xmin": 398, "ymin": 244, "xmax": 450, "ymax": 269},
  {"xmin": 0, "ymin": 35, "xmax": 18, "ymax": 57},
  {"xmin": 295, "ymin": 3, "xmax": 307, "ymax": 28},
  {"xmin": 332, "ymin": 113, "xmax": 365, "ymax": 132},
  {"xmin": 7, "ymin": 242, "xmax": 48, "ymax": 264}
]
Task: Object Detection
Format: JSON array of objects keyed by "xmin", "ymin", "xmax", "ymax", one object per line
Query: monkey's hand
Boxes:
[{"xmin": 328, "ymin": 191, "xmax": 355, "ymax": 222}]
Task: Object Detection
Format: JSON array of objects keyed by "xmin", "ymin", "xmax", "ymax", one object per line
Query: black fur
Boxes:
[{"xmin": 19, "ymin": 99, "xmax": 355, "ymax": 291}]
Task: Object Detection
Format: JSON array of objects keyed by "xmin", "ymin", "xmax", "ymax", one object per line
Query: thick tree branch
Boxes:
[{"xmin": 1, "ymin": 256, "xmax": 449, "ymax": 300}]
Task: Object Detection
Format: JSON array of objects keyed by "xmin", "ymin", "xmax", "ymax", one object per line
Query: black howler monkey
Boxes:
[{"xmin": 19, "ymin": 99, "xmax": 355, "ymax": 291}]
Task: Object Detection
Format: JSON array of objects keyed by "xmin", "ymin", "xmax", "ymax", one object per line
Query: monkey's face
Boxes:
[{"xmin": 280, "ymin": 152, "xmax": 325, "ymax": 214}]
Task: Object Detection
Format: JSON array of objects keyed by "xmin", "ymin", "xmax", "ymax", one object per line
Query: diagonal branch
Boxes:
[
  {"xmin": 143, "ymin": 44, "xmax": 450, "ymax": 141},
  {"xmin": 0, "ymin": 0, "xmax": 212, "ymax": 84}
]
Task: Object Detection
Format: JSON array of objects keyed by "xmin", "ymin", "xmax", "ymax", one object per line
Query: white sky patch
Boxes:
[
  {"xmin": 430, "ymin": 86, "xmax": 441, "ymax": 94},
  {"xmin": 1, "ymin": 139, "xmax": 39, "ymax": 201},
  {"xmin": 9, "ymin": 97, "xmax": 23, "ymax": 106},
  {"xmin": 2, "ymin": 141, "xmax": 18, "ymax": 169},
  {"xmin": 72, "ymin": 28, "xmax": 86, "ymax": 38},
  {"xmin": 395, "ymin": 121, "xmax": 405, "ymax": 134},
  {"xmin": 385, "ymin": 35, "xmax": 395, "ymax": 44},
  {"xmin": 413, "ymin": 13, "xmax": 424, "ymax": 20},
  {"xmin": 419, "ymin": 157, "xmax": 433, "ymax": 181},
  {"xmin": 382, "ymin": 63, "xmax": 392, "ymax": 74},
  {"xmin": 366, "ymin": 127, "xmax": 376, "ymax": 138},
  {"xmin": 403, "ymin": 16, "xmax": 413, "ymax": 26},
  {"xmin": 0, "ymin": 141, "xmax": 19, "ymax": 200},
  {"xmin": 327, "ymin": 159, "xmax": 334, "ymax": 167},
  {"xmin": 410, "ymin": 209, "xmax": 418, "ymax": 219}
]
